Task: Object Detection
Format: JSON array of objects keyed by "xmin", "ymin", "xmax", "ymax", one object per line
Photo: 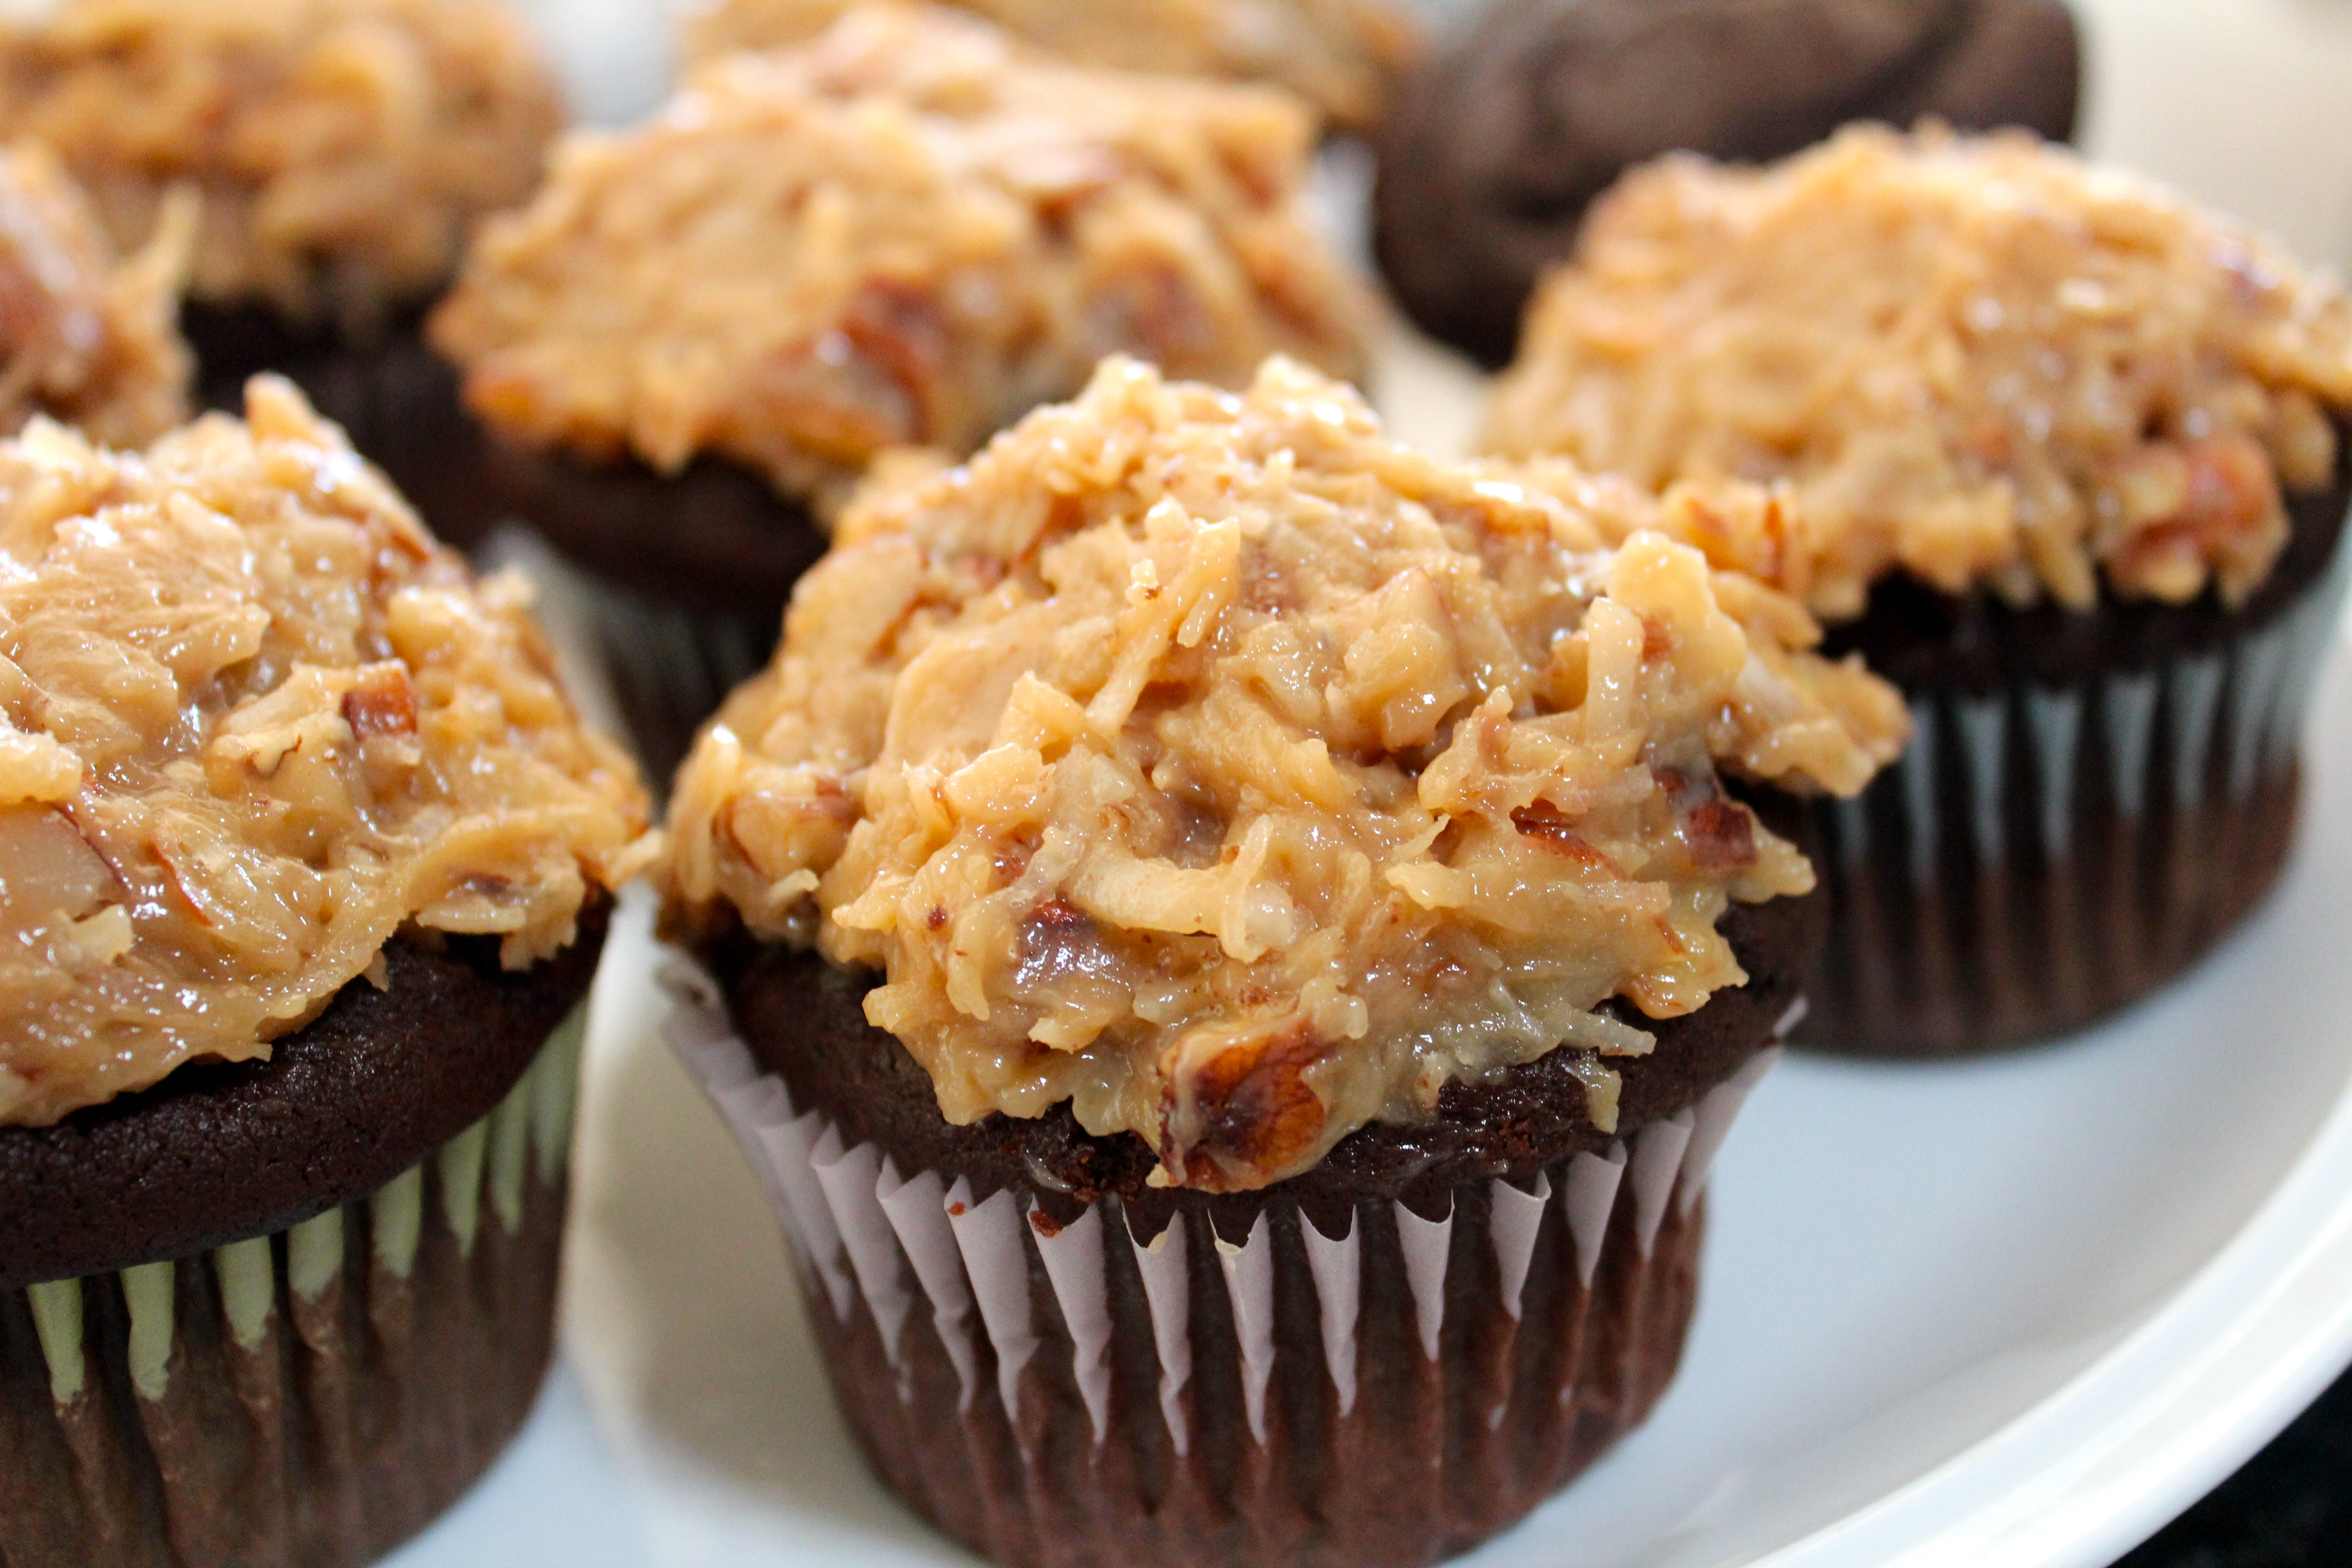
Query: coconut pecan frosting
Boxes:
[
  {"xmin": 663, "ymin": 358, "xmax": 1906, "ymax": 1193},
  {"xmin": 431, "ymin": 4, "xmax": 1371, "ymax": 513},
  {"xmin": 1487, "ymin": 127, "xmax": 2352, "ymax": 619},
  {"xmin": 0, "ymin": 380, "xmax": 650, "ymax": 1128},
  {"xmin": 681, "ymin": 0, "xmax": 1421, "ymax": 135},
  {"xmin": 0, "ymin": 0, "xmax": 564, "ymax": 331},
  {"xmin": 0, "ymin": 140, "xmax": 190, "ymax": 448}
]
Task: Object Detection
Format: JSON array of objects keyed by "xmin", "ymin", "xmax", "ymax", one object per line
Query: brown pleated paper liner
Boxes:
[
  {"xmin": 1803, "ymin": 543, "xmax": 2351, "ymax": 1059},
  {"xmin": 667, "ymin": 962, "xmax": 1780, "ymax": 1568},
  {"xmin": 0, "ymin": 1008, "xmax": 586, "ymax": 1568}
]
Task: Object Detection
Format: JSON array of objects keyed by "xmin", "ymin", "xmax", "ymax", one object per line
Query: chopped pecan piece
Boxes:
[{"xmin": 341, "ymin": 663, "xmax": 418, "ymax": 739}]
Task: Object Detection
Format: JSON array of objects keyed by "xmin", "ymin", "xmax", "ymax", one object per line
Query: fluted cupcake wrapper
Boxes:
[
  {"xmin": 1804, "ymin": 549, "xmax": 2352, "ymax": 1058},
  {"xmin": 664, "ymin": 959, "xmax": 1784, "ymax": 1568},
  {"xmin": 0, "ymin": 1005, "xmax": 588, "ymax": 1568}
]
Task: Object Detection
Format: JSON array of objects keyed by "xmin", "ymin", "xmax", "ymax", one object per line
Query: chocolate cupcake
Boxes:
[
  {"xmin": 0, "ymin": 0, "xmax": 564, "ymax": 527},
  {"xmin": 1374, "ymin": 0, "xmax": 2081, "ymax": 366},
  {"xmin": 0, "ymin": 379, "xmax": 650, "ymax": 1565},
  {"xmin": 680, "ymin": 0, "xmax": 1423, "ymax": 136},
  {"xmin": 429, "ymin": 4, "xmax": 1375, "ymax": 778},
  {"xmin": 657, "ymin": 358, "xmax": 1904, "ymax": 1567},
  {"xmin": 1486, "ymin": 127, "xmax": 2352, "ymax": 1058}
]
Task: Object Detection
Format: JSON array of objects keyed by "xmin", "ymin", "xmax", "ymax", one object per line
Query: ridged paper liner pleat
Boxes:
[
  {"xmin": 0, "ymin": 1007, "xmax": 587, "ymax": 1568},
  {"xmin": 1806, "ymin": 555, "xmax": 2351, "ymax": 1057},
  {"xmin": 665, "ymin": 961, "xmax": 1784, "ymax": 1568}
]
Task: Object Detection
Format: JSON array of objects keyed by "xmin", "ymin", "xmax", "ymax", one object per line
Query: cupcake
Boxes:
[
  {"xmin": 0, "ymin": 0, "xmax": 565, "ymax": 534},
  {"xmin": 680, "ymin": 0, "xmax": 1422, "ymax": 136},
  {"xmin": 1374, "ymin": 0, "xmax": 2082, "ymax": 366},
  {"xmin": 657, "ymin": 357, "xmax": 1904, "ymax": 1567},
  {"xmin": 1486, "ymin": 127, "xmax": 2352, "ymax": 1057},
  {"xmin": 0, "ymin": 139, "xmax": 191, "ymax": 447},
  {"xmin": 0, "ymin": 379, "xmax": 650, "ymax": 1565},
  {"xmin": 429, "ymin": 3, "xmax": 1374, "ymax": 777}
]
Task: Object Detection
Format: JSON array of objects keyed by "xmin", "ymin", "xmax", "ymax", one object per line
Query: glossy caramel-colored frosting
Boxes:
[
  {"xmin": 0, "ymin": 380, "xmax": 650, "ymax": 1127},
  {"xmin": 0, "ymin": 140, "xmax": 189, "ymax": 446},
  {"xmin": 665, "ymin": 358, "xmax": 1905, "ymax": 1191},
  {"xmin": 1489, "ymin": 127, "xmax": 2352, "ymax": 618},
  {"xmin": 432, "ymin": 5, "xmax": 1371, "ymax": 513},
  {"xmin": 681, "ymin": 0, "xmax": 1420, "ymax": 134},
  {"xmin": 0, "ymin": 0, "xmax": 563, "ymax": 329}
]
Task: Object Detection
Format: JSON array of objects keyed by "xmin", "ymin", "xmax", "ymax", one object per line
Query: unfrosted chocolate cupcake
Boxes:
[
  {"xmin": 0, "ymin": 380, "xmax": 650, "ymax": 1566},
  {"xmin": 680, "ymin": 0, "xmax": 1423, "ymax": 135},
  {"xmin": 1374, "ymin": 0, "xmax": 2081, "ymax": 365},
  {"xmin": 1487, "ymin": 127, "xmax": 2352, "ymax": 1057},
  {"xmin": 0, "ymin": 0, "xmax": 564, "ymax": 527},
  {"xmin": 657, "ymin": 358, "xmax": 1905, "ymax": 1568},
  {"xmin": 428, "ymin": 4, "xmax": 1375, "ymax": 778}
]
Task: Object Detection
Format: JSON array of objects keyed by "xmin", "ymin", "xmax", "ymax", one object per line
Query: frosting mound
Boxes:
[
  {"xmin": 663, "ymin": 358, "xmax": 1906, "ymax": 1192},
  {"xmin": 681, "ymin": 0, "xmax": 1421, "ymax": 135},
  {"xmin": 1486, "ymin": 127, "xmax": 2352, "ymax": 619},
  {"xmin": 1370, "ymin": 0, "xmax": 2079, "ymax": 367},
  {"xmin": 0, "ymin": 141, "xmax": 189, "ymax": 447},
  {"xmin": 0, "ymin": 379, "xmax": 650, "ymax": 1128},
  {"xmin": 431, "ymin": 4, "xmax": 1371, "ymax": 510},
  {"xmin": 0, "ymin": 0, "xmax": 564, "ymax": 328}
]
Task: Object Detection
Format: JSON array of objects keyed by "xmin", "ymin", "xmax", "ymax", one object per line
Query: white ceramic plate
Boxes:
[{"xmin": 384, "ymin": 3, "xmax": 2352, "ymax": 1563}]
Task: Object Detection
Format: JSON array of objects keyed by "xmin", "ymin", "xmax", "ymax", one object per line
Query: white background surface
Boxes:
[{"xmin": 397, "ymin": 2, "xmax": 2352, "ymax": 1563}]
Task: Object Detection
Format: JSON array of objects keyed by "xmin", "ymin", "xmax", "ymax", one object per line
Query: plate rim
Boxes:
[{"xmin": 1752, "ymin": 646, "xmax": 2352, "ymax": 1568}]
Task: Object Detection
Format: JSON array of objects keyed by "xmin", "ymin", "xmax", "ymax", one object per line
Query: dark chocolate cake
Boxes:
[{"xmin": 0, "ymin": 916, "xmax": 604, "ymax": 1568}]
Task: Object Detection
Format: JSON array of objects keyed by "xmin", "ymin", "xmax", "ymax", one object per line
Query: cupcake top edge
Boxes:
[
  {"xmin": 660, "ymin": 355, "xmax": 1908, "ymax": 1193},
  {"xmin": 678, "ymin": 0, "xmax": 1424, "ymax": 135},
  {"xmin": 0, "ymin": 377, "xmax": 653, "ymax": 1131},
  {"xmin": 1485, "ymin": 124, "xmax": 2352, "ymax": 622},
  {"xmin": 427, "ymin": 1, "xmax": 1373, "ymax": 510},
  {"xmin": 0, "ymin": 139, "xmax": 192, "ymax": 448},
  {"xmin": 0, "ymin": 0, "xmax": 565, "ymax": 332}
]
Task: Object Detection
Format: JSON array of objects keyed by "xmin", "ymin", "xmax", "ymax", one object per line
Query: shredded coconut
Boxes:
[
  {"xmin": 663, "ymin": 358, "xmax": 1906, "ymax": 1191},
  {"xmin": 1487, "ymin": 127, "xmax": 2352, "ymax": 618},
  {"xmin": 681, "ymin": 0, "xmax": 1421, "ymax": 133},
  {"xmin": 0, "ymin": 378, "xmax": 651, "ymax": 1127},
  {"xmin": 0, "ymin": 140, "xmax": 189, "ymax": 446},
  {"xmin": 431, "ymin": 4, "xmax": 1371, "ymax": 510},
  {"xmin": 0, "ymin": 0, "xmax": 564, "ymax": 331}
]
